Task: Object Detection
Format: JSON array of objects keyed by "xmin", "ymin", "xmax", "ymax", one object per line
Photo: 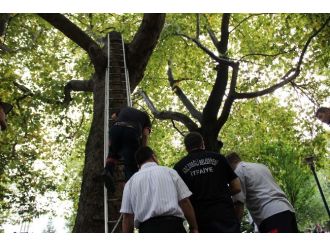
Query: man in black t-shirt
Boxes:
[
  {"xmin": 104, "ymin": 107, "xmax": 152, "ymax": 188},
  {"xmin": 174, "ymin": 132, "xmax": 241, "ymax": 233}
]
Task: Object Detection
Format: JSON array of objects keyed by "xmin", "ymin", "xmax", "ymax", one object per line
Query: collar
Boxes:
[
  {"xmin": 188, "ymin": 148, "xmax": 204, "ymax": 154},
  {"xmin": 140, "ymin": 161, "xmax": 158, "ymax": 170}
]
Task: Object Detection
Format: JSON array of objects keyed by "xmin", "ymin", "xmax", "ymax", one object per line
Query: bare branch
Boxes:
[
  {"xmin": 239, "ymin": 48, "xmax": 296, "ymax": 61},
  {"xmin": 175, "ymin": 33, "xmax": 223, "ymax": 62},
  {"xmin": 37, "ymin": 14, "xmax": 106, "ymax": 71},
  {"xmin": 167, "ymin": 60, "xmax": 203, "ymax": 122},
  {"xmin": 139, "ymin": 90, "xmax": 199, "ymax": 132},
  {"xmin": 206, "ymin": 26, "xmax": 219, "ymax": 51},
  {"xmin": 64, "ymin": 79, "xmax": 93, "ymax": 105},
  {"xmin": 235, "ymin": 17, "xmax": 330, "ymax": 100},
  {"xmin": 296, "ymin": 16, "xmax": 330, "ymax": 69},
  {"xmin": 171, "ymin": 119, "xmax": 185, "ymax": 137},
  {"xmin": 229, "ymin": 14, "xmax": 263, "ymax": 34}
]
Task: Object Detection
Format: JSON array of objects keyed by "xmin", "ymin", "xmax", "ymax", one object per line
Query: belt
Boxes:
[
  {"xmin": 140, "ymin": 215, "xmax": 183, "ymax": 226},
  {"xmin": 114, "ymin": 121, "xmax": 136, "ymax": 129}
]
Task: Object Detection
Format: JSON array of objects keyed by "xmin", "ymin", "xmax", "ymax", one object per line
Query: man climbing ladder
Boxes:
[{"xmin": 104, "ymin": 106, "xmax": 152, "ymax": 190}]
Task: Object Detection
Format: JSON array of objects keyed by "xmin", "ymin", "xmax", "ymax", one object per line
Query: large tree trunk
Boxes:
[{"xmin": 72, "ymin": 15, "xmax": 165, "ymax": 232}]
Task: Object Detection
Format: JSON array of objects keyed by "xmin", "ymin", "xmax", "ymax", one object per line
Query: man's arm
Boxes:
[
  {"xmin": 178, "ymin": 197, "xmax": 198, "ymax": 233},
  {"xmin": 233, "ymin": 201, "xmax": 244, "ymax": 223},
  {"xmin": 122, "ymin": 213, "xmax": 134, "ymax": 233},
  {"xmin": 229, "ymin": 177, "xmax": 241, "ymax": 195},
  {"xmin": 141, "ymin": 127, "xmax": 151, "ymax": 147}
]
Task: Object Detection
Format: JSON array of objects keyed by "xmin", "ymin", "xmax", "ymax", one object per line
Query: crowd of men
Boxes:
[
  {"xmin": 105, "ymin": 107, "xmax": 318, "ymax": 233},
  {"xmin": 2, "ymin": 100, "xmax": 328, "ymax": 233}
]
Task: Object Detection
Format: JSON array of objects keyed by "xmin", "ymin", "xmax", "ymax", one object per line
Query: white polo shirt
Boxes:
[
  {"xmin": 232, "ymin": 161, "xmax": 295, "ymax": 226},
  {"xmin": 120, "ymin": 162, "xmax": 192, "ymax": 227}
]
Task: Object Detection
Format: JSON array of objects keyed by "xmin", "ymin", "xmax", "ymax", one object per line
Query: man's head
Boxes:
[
  {"xmin": 316, "ymin": 107, "xmax": 330, "ymax": 125},
  {"xmin": 0, "ymin": 99, "xmax": 13, "ymax": 131},
  {"xmin": 226, "ymin": 152, "xmax": 242, "ymax": 170},
  {"xmin": 135, "ymin": 146, "xmax": 158, "ymax": 168},
  {"xmin": 184, "ymin": 132, "xmax": 205, "ymax": 153}
]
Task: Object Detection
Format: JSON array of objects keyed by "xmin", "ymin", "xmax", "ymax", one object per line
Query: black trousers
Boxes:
[
  {"xmin": 139, "ymin": 216, "xmax": 186, "ymax": 233},
  {"xmin": 108, "ymin": 125, "xmax": 141, "ymax": 180},
  {"xmin": 259, "ymin": 210, "xmax": 299, "ymax": 233}
]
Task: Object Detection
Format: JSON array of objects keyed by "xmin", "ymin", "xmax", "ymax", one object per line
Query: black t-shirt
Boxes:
[
  {"xmin": 117, "ymin": 107, "xmax": 151, "ymax": 133},
  {"xmin": 174, "ymin": 149, "xmax": 237, "ymax": 222}
]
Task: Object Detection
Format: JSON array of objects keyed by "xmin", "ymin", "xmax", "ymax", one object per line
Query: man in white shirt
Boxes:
[
  {"xmin": 120, "ymin": 146, "xmax": 198, "ymax": 233},
  {"xmin": 226, "ymin": 152, "xmax": 299, "ymax": 233}
]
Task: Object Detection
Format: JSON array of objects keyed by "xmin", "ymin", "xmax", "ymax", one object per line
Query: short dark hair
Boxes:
[
  {"xmin": 0, "ymin": 100, "xmax": 13, "ymax": 114},
  {"xmin": 135, "ymin": 146, "xmax": 154, "ymax": 166},
  {"xmin": 226, "ymin": 152, "xmax": 241, "ymax": 166},
  {"xmin": 184, "ymin": 132, "xmax": 203, "ymax": 152},
  {"xmin": 316, "ymin": 107, "xmax": 330, "ymax": 115}
]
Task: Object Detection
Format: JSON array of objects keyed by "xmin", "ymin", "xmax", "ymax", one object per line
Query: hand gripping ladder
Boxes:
[{"xmin": 104, "ymin": 32, "xmax": 132, "ymax": 233}]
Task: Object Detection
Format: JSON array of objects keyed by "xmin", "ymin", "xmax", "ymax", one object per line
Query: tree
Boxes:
[
  {"xmin": 0, "ymin": 13, "xmax": 329, "ymax": 233},
  {"xmin": 141, "ymin": 14, "xmax": 329, "ymax": 153},
  {"xmin": 0, "ymin": 13, "xmax": 165, "ymax": 232}
]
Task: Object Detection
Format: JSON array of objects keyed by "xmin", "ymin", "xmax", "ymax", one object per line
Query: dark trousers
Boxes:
[
  {"xmin": 139, "ymin": 216, "xmax": 186, "ymax": 233},
  {"xmin": 195, "ymin": 202, "xmax": 241, "ymax": 233},
  {"xmin": 108, "ymin": 125, "xmax": 141, "ymax": 180},
  {"xmin": 198, "ymin": 219, "xmax": 240, "ymax": 233},
  {"xmin": 259, "ymin": 210, "xmax": 299, "ymax": 233}
]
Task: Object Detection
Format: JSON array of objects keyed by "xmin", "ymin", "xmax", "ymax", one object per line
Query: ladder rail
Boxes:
[
  {"xmin": 104, "ymin": 33, "xmax": 111, "ymax": 233},
  {"xmin": 104, "ymin": 33, "xmax": 132, "ymax": 233},
  {"xmin": 110, "ymin": 214, "xmax": 123, "ymax": 233},
  {"xmin": 121, "ymin": 34, "xmax": 132, "ymax": 107}
]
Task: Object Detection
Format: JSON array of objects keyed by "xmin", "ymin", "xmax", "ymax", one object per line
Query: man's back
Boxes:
[
  {"xmin": 234, "ymin": 162, "xmax": 294, "ymax": 225},
  {"xmin": 122, "ymin": 162, "xmax": 191, "ymax": 227},
  {"xmin": 117, "ymin": 107, "xmax": 151, "ymax": 132},
  {"xmin": 174, "ymin": 150, "xmax": 235, "ymax": 205},
  {"xmin": 174, "ymin": 149, "xmax": 240, "ymax": 232}
]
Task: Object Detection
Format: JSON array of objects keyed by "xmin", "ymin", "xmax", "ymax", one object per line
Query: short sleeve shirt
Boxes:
[
  {"xmin": 120, "ymin": 162, "xmax": 192, "ymax": 227},
  {"xmin": 232, "ymin": 161, "xmax": 295, "ymax": 226},
  {"xmin": 174, "ymin": 149, "xmax": 237, "ymax": 220}
]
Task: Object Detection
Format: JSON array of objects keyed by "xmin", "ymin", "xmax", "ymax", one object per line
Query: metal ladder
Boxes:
[{"xmin": 104, "ymin": 32, "xmax": 132, "ymax": 233}]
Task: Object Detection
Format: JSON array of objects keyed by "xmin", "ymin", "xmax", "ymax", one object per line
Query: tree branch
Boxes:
[
  {"xmin": 63, "ymin": 79, "xmax": 93, "ymax": 105},
  {"xmin": 139, "ymin": 90, "xmax": 199, "ymax": 132},
  {"xmin": 167, "ymin": 60, "xmax": 202, "ymax": 123},
  {"xmin": 176, "ymin": 31, "xmax": 236, "ymax": 67},
  {"xmin": 235, "ymin": 16, "xmax": 330, "ymax": 100},
  {"xmin": 203, "ymin": 14, "xmax": 231, "ymax": 123},
  {"xmin": 206, "ymin": 26, "xmax": 219, "ymax": 52},
  {"xmin": 239, "ymin": 48, "xmax": 296, "ymax": 61},
  {"xmin": 229, "ymin": 14, "xmax": 263, "ymax": 34},
  {"xmin": 127, "ymin": 14, "xmax": 166, "ymax": 90},
  {"xmin": 37, "ymin": 14, "xmax": 106, "ymax": 71},
  {"xmin": 218, "ymin": 13, "xmax": 230, "ymax": 54},
  {"xmin": 216, "ymin": 62, "xmax": 239, "ymax": 131}
]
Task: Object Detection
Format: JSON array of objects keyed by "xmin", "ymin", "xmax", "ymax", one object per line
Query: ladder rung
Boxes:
[
  {"xmin": 108, "ymin": 198, "xmax": 121, "ymax": 202},
  {"xmin": 109, "ymin": 66, "xmax": 125, "ymax": 69},
  {"xmin": 108, "ymin": 220, "xmax": 119, "ymax": 224}
]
